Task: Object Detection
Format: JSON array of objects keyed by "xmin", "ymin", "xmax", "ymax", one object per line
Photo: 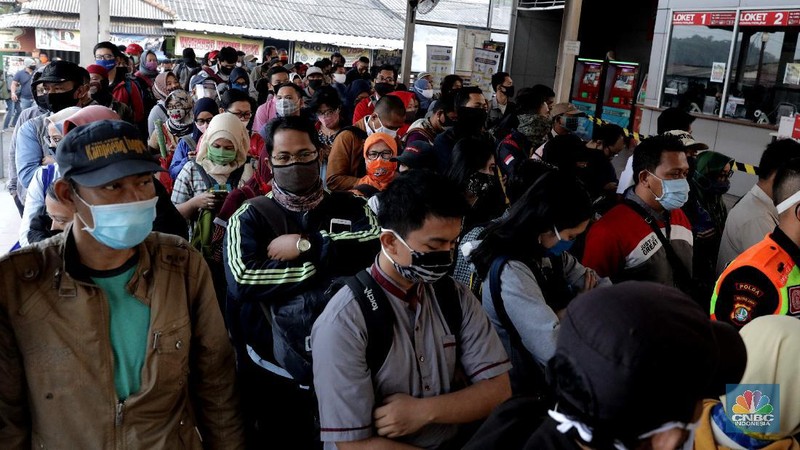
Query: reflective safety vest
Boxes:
[{"xmin": 711, "ymin": 234, "xmax": 800, "ymax": 323}]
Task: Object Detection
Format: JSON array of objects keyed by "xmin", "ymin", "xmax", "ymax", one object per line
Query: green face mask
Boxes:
[{"xmin": 207, "ymin": 144, "xmax": 237, "ymax": 165}]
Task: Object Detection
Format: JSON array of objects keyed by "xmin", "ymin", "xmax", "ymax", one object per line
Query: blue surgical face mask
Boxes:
[
  {"xmin": 96, "ymin": 59, "xmax": 117, "ymax": 72},
  {"xmin": 231, "ymin": 82, "xmax": 248, "ymax": 92},
  {"xmin": 546, "ymin": 226, "xmax": 574, "ymax": 257},
  {"xmin": 648, "ymin": 172, "xmax": 690, "ymax": 211},
  {"xmin": 75, "ymin": 192, "xmax": 158, "ymax": 250}
]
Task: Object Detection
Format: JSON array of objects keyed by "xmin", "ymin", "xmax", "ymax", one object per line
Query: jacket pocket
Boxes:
[{"xmin": 152, "ymin": 317, "xmax": 191, "ymax": 393}]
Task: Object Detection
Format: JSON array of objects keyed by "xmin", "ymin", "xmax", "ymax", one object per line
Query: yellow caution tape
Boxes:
[{"xmin": 584, "ymin": 114, "xmax": 758, "ymax": 174}]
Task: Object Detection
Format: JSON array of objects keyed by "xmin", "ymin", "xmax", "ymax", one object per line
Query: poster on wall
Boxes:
[
  {"xmin": 36, "ymin": 29, "xmax": 164, "ymax": 54},
  {"xmin": 426, "ymin": 45, "xmax": 453, "ymax": 91},
  {"xmin": 0, "ymin": 28, "xmax": 23, "ymax": 51},
  {"xmin": 710, "ymin": 62, "xmax": 726, "ymax": 83},
  {"xmin": 175, "ymin": 32, "xmax": 263, "ymax": 59},
  {"xmin": 3, "ymin": 55, "xmax": 26, "ymax": 77},
  {"xmin": 35, "ymin": 29, "xmax": 80, "ymax": 52},
  {"xmin": 109, "ymin": 34, "xmax": 164, "ymax": 54},
  {"xmin": 783, "ymin": 63, "xmax": 800, "ymax": 85},
  {"xmin": 455, "ymin": 26, "xmax": 491, "ymax": 73},
  {"xmin": 293, "ymin": 41, "xmax": 369, "ymax": 66},
  {"xmin": 471, "ymin": 48, "xmax": 500, "ymax": 95}
]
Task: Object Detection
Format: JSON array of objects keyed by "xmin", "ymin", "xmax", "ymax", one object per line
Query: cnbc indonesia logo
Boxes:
[{"xmin": 731, "ymin": 389, "xmax": 775, "ymax": 428}]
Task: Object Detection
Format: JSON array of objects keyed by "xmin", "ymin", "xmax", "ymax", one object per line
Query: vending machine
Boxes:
[
  {"xmin": 601, "ymin": 61, "xmax": 639, "ymax": 129},
  {"xmin": 570, "ymin": 58, "xmax": 604, "ymax": 140}
]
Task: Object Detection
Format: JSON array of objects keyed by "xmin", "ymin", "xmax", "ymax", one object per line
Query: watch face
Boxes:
[{"xmin": 298, "ymin": 238, "xmax": 311, "ymax": 252}]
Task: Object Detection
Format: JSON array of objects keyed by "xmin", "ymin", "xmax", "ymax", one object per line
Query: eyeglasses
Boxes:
[
  {"xmin": 317, "ymin": 108, "xmax": 339, "ymax": 118},
  {"xmin": 227, "ymin": 110, "xmax": 252, "ymax": 120},
  {"xmin": 718, "ymin": 170, "xmax": 734, "ymax": 180},
  {"xmin": 46, "ymin": 135, "xmax": 62, "ymax": 147},
  {"xmin": 366, "ymin": 150, "xmax": 394, "ymax": 161},
  {"xmin": 195, "ymin": 118, "xmax": 212, "ymax": 125},
  {"xmin": 94, "ymin": 54, "xmax": 116, "ymax": 61},
  {"xmin": 272, "ymin": 150, "xmax": 319, "ymax": 165},
  {"xmin": 376, "ymin": 75, "xmax": 395, "ymax": 83}
]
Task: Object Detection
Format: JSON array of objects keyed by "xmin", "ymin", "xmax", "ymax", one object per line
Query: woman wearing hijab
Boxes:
[
  {"xmin": 344, "ymin": 79, "xmax": 371, "ymax": 124},
  {"xmin": 170, "ymin": 97, "xmax": 219, "ymax": 179},
  {"xmin": 411, "ymin": 77, "xmax": 434, "ymax": 112},
  {"xmin": 228, "ymin": 67, "xmax": 251, "ymax": 93},
  {"xmin": 684, "ymin": 150, "xmax": 735, "ymax": 302},
  {"xmin": 695, "ymin": 315, "xmax": 800, "ymax": 449},
  {"xmin": 147, "ymin": 70, "xmax": 181, "ymax": 134},
  {"xmin": 147, "ymin": 89, "xmax": 194, "ymax": 158},
  {"xmin": 447, "ymin": 136, "xmax": 508, "ymax": 232},
  {"xmin": 351, "ymin": 132, "xmax": 397, "ymax": 197},
  {"xmin": 171, "ymin": 112, "xmax": 253, "ymax": 228},
  {"xmin": 136, "ymin": 49, "xmax": 160, "ymax": 83}
]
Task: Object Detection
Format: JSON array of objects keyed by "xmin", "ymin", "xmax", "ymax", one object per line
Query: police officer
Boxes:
[{"xmin": 711, "ymin": 157, "xmax": 800, "ymax": 327}]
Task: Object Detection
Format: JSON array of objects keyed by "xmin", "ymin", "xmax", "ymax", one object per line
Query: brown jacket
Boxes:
[
  {"xmin": 0, "ymin": 229, "xmax": 244, "ymax": 449},
  {"xmin": 326, "ymin": 118, "xmax": 369, "ymax": 192}
]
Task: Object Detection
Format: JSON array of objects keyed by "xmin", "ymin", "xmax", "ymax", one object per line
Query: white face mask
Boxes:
[
  {"xmin": 421, "ymin": 89, "xmax": 434, "ymax": 99},
  {"xmin": 333, "ymin": 73, "xmax": 346, "ymax": 84},
  {"xmin": 371, "ymin": 116, "xmax": 397, "ymax": 138}
]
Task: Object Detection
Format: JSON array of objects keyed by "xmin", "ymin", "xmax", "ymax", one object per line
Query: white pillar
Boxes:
[
  {"xmin": 400, "ymin": 1, "xmax": 416, "ymax": 85},
  {"xmin": 553, "ymin": 0, "xmax": 582, "ymax": 103},
  {"xmin": 98, "ymin": 0, "xmax": 111, "ymax": 42},
  {"xmin": 79, "ymin": 0, "xmax": 99, "ymax": 67}
]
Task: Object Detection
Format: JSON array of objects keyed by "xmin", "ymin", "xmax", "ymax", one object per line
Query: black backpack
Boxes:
[{"xmin": 247, "ymin": 195, "xmax": 462, "ymax": 387}]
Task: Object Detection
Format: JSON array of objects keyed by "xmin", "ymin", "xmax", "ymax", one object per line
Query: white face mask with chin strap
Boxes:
[{"xmin": 776, "ymin": 190, "xmax": 800, "ymax": 215}]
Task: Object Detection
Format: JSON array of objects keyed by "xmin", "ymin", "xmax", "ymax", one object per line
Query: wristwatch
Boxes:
[{"xmin": 296, "ymin": 235, "xmax": 311, "ymax": 253}]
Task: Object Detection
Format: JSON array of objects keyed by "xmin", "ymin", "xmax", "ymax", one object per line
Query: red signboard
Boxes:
[
  {"xmin": 739, "ymin": 10, "xmax": 800, "ymax": 26},
  {"xmin": 672, "ymin": 11, "xmax": 736, "ymax": 26},
  {"xmin": 793, "ymin": 116, "xmax": 800, "ymax": 140}
]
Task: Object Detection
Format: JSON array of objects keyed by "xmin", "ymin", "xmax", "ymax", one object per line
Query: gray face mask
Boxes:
[{"xmin": 275, "ymin": 98, "xmax": 299, "ymax": 117}]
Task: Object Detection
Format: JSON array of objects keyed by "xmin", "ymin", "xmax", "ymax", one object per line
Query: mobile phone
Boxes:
[{"xmin": 329, "ymin": 218, "xmax": 352, "ymax": 234}]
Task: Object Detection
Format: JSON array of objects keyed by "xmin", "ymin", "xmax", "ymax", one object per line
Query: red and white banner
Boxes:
[
  {"xmin": 671, "ymin": 11, "xmax": 736, "ymax": 26},
  {"xmin": 738, "ymin": 10, "xmax": 800, "ymax": 26}
]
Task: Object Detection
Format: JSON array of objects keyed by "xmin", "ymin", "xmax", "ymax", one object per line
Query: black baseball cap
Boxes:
[
  {"xmin": 32, "ymin": 60, "xmax": 84, "ymax": 87},
  {"xmin": 392, "ymin": 141, "xmax": 436, "ymax": 171},
  {"xmin": 56, "ymin": 120, "xmax": 164, "ymax": 187},
  {"xmin": 548, "ymin": 281, "xmax": 746, "ymax": 442}
]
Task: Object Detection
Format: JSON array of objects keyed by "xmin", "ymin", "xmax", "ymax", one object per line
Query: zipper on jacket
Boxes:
[
  {"xmin": 115, "ymin": 401, "xmax": 125, "ymax": 426},
  {"xmin": 153, "ymin": 331, "xmax": 162, "ymax": 349}
]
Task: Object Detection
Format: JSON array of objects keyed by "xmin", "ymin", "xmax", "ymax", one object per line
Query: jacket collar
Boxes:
[{"xmin": 57, "ymin": 225, "xmax": 154, "ymax": 305}]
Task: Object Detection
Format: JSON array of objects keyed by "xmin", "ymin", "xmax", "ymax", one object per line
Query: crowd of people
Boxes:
[{"xmin": 1, "ymin": 40, "xmax": 800, "ymax": 450}]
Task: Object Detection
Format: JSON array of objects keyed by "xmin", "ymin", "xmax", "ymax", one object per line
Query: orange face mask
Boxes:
[{"xmin": 366, "ymin": 158, "xmax": 397, "ymax": 182}]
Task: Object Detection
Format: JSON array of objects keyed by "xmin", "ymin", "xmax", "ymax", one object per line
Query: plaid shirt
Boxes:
[{"xmin": 171, "ymin": 160, "xmax": 212, "ymax": 206}]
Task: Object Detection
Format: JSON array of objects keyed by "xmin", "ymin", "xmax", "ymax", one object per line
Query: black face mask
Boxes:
[
  {"xmin": 272, "ymin": 160, "xmax": 321, "ymax": 194},
  {"xmin": 467, "ymin": 171, "xmax": 499, "ymax": 198},
  {"xmin": 456, "ymin": 106, "xmax": 488, "ymax": 131},
  {"xmin": 374, "ymin": 82, "xmax": 395, "ymax": 97},
  {"xmin": 707, "ymin": 179, "xmax": 731, "ymax": 196},
  {"xmin": 219, "ymin": 65, "xmax": 233, "ymax": 75},
  {"xmin": 308, "ymin": 80, "xmax": 323, "ymax": 90},
  {"xmin": 501, "ymin": 85, "xmax": 515, "ymax": 98},
  {"xmin": 43, "ymin": 89, "xmax": 79, "ymax": 113}
]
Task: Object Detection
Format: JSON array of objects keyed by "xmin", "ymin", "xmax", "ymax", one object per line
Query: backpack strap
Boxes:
[
  {"xmin": 432, "ymin": 276, "xmax": 462, "ymax": 338},
  {"xmin": 192, "ymin": 162, "xmax": 217, "ymax": 191},
  {"xmin": 489, "ymin": 256, "xmax": 534, "ymax": 362},
  {"xmin": 227, "ymin": 165, "xmax": 245, "ymax": 190},
  {"xmin": 347, "ymin": 269, "xmax": 395, "ymax": 379},
  {"xmin": 180, "ymin": 135, "xmax": 197, "ymax": 152}
]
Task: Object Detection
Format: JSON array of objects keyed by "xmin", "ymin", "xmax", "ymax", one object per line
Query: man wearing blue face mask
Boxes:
[
  {"xmin": 312, "ymin": 170, "xmax": 512, "ymax": 450},
  {"xmin": 583, "ymin": 134, "xmax": 695, "ymax": 291},
  {"xmin": 0, "ymin": 119, "xmax": 245, "ymax": 448}
]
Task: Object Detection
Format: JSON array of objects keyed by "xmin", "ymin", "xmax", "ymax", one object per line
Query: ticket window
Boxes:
[{"xmin": 724, "ymin": 11, "xmax": 800, "ymax": 125}]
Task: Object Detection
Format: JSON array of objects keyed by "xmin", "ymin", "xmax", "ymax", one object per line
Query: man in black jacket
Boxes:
[{"xmin": 224, "ymin": 116, "xmax": 380, "ymax": 449}]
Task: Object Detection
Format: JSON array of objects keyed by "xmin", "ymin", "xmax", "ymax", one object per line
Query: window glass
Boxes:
[
  {"xmin": 661, "ymin": 12, "xmax": 736, "ymax": 116},
  {"xmin": 724, "ymin": 10, "xmax": 800, "ymax": 125}
]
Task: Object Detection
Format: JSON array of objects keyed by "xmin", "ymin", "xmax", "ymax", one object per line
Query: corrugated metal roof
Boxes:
[
  {"xmin": 0, "ymin": 11, "xmax": 175, "ymax": 35},
  {"xmin": 158, "ymin": 0, "xmax": 405, "ymax": 40},
  {"xmin": 21, "ymin": 0, "xmax": 174, "ymax": 20}
]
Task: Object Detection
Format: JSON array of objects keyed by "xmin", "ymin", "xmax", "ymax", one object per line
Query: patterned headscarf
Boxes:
[
  {"xmin": 165, "ymin": 90, "xmax": 194, "ymax": 137},
  {"xmin": 153, "ymin": 71, "xmax": 175, "ymax": 101}
]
